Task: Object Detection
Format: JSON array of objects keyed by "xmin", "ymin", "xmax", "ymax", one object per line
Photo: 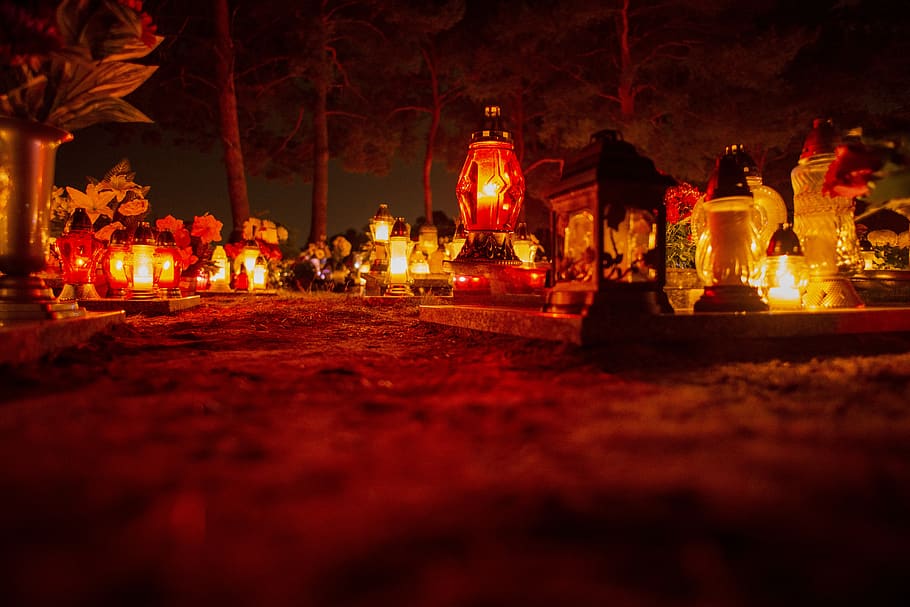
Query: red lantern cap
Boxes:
[
  {"xmin": 390, "ymin": 217, "xmax": 409, "ymax": 238},
  {"xmin": 705, "ymin": 149, "xmax": 753, "ymax": 201}
]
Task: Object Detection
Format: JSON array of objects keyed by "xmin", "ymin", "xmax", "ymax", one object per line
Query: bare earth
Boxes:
[{"xmin": 1, "ymin": 293, "xmax": 909, "ymax": 606}]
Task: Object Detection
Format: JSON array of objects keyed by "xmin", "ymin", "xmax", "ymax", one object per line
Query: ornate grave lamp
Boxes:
[
  {"xmin": 693, "ymin": 150, "xmax": 768, "ymax": 312},
  {"xmin": 102, "ymin": 227, "xmax": 130, "ymax": 298},
  {"xmin": 386, "ymin": 216, "xmax": 412, "ymax": 296},
  {"xmin": 57, "ymin": 207, "xmax": 101, "ymax": 301},
  {"xmin": 209, "ymin": 245, "xmax": 232, "ymax": 292},
  {"xmin": 238, "ymin": 239, "xmax": 260, "ymax": 291},
  {"xmin": 761, "ymin": 223, "xmax": 809, "ymax": 310},
  {"xmin": 252, "ymin": 254, "xmax": 269, "ymax": 290},
  {"xmin": 454, "ymin": 105, "xmax": 525, "ymax": 261},
  {"xmin": 124, "ymin": 222, "xmax": 160, "ymax": 299},
  {"xmin": 544, "ymin": 130, "xmax": 675, "ymax": 315},
  {"xmin": 155, "ymin": 229, "xmax": 183, "ymax": 298},
  {"xmin": 791, "ymin": 119, "xmax": 863, "ymax": 308},
  {"xmin": 369, "ymin": 203, "xmax": 395, "ymax": 273}
]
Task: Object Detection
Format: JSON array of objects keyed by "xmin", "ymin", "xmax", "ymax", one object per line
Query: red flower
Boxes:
[{"xmin": 822, "ymin": 142, "xmax": 886, "ymax": 199}]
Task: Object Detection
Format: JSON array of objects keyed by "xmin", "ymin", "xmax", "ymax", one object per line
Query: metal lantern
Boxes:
[
  {"xmin": 369, "ymin": 203, "xmax": 395, "ymax": 273},
  {"xmin": 386, "ymin": 216, "xmax": 412, "ymax": 296},
  {"xmin": 124, "ymin": 221, "xmax": 160, "ymax": 299},
  {"xmin": 57, "ymin": 207, "xmax": 101, "ymax": 300},
  {"xmin": 545, "ymin": 130, "xmax": 675, "ymax": 315},
  {"xmin": 455, "ymin": 105, "xmax": 525, "ymax": 261},
  {"xmin": 103, "ymin": 227, "xmax": 130, "ymax": 297},
  {"xmin": 155, "ymin": 229, "xmax": 183, "ymax": 297}
]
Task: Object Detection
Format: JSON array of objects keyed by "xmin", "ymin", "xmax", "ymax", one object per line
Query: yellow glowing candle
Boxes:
[{"xmin": 131, "ymin": 244, "xmax": 156, "ymax": 291}]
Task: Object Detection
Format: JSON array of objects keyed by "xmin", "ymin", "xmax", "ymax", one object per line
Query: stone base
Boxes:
[
  {"xmin": 419, "ymin": 304, "xmax": 910, "ymax": 346},
  {"xmin": 448, "ymin": 260, "xmax": 549, "ymax": 307},
  {"xmin": 0, "ymin": 310, "xmax": 124, "ymax": 365},
  {"xmin": 78, "ymin": 296, "xmax": 201, "ymax": 316}
]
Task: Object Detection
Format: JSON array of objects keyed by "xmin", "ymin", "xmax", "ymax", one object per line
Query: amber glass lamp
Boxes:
[
  {"xmin": 103, "ymin": 227, "xmax": 130, "ymax": 297},
  {"xmin": 252, "ymin": 254, "xmax": 268, "ymax": 290},
  {"xmin": 238, "ymin": 239, "xmax": 260, "ymax": 291},
  {"xmin": 155, "ymin": 229, "xmax": 183, "ymax": 298},
  {"xmin": 455, "ymin": 105, "xmax": 525, "ymax": 261},
  {"xmin": 209, "ymin": 245, "xmax": 232, "ymax": 292},
  {"xmin": 761, "ymin": 223, "xmax": 809, "ymax": 310},
  {"xmin": 57, "ymin": 207, "xmax": 101, "ymax": 300},
  {"xmin": 386, "ymin": 216, "xmax": 412, "ymax": 296},
  {"xmin": 369, "ymin": 203, "xmax": 395, "ymax": 273},
  {"xmin": 125, "ymin": 222, "xmax": 160, "ymax": 299}
]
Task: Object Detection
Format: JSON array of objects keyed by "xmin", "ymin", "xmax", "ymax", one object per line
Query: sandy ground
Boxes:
[{"xmin": 1, "ymin": 293, "xmax": 909, "ymax": 606}]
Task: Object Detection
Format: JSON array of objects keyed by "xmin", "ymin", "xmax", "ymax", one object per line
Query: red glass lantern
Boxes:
[
  {"xmin": 125, "ymin": 222, "xmax": 161, "ymax": 299},
  {"xmin": 102, "ymin": 227, "xmax": 130, "ymax": 297},
  {"xmin": 455, "ymin": 105, "xmax": 525, "ymax": 261},
  {"xmin": 155, "ymin": 229, "xmax": 183, "ymax": 297},
  {"xmin": 57, "ymin": 207, "xmax": 101, "ymax": 300}
]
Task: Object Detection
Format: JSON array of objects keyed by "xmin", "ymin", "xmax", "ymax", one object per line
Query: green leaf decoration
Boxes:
[{"xmin": 49, "ymin": 97, "xmax": 154, "ymax": 132}]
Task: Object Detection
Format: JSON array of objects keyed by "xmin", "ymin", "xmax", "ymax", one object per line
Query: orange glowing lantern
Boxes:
[
  {"xmin": 455, "ymin": 105, "xmax": 525, "ymax": 260},
  {"xmin": 386, "ymin": 216, "xmax": 412, "ymax": 296},
  {"xmin": 252, "ymin": 254, "xmax": 268, "ymax": 290},
  {"xmin": 762, "ymin": 223, "xmax": 809, "ymax": 310},
  {"xmin": 209, "ymin": 245, "xmax": 232, "ymax": 292},
  {"xmin": 102, "ymin": 227, "xmax": 130, "ymax": 297},
  {"xmin": 155, "ymin": 229, "xmax": 183, "ymax": 297},
  {"xmin": 369, "ymin": 203, "xmax": 395, "ymax": 273},
  {"xmin": 57, "ymin": 207, "xmax": 101, "ymax": 300},
  {"xmin": 238, "ymin": 239, "xmax": 260, "ymax": 290},
  {"xmin": 125, "ymin": 222, "xmax": 160, "ymax": 299}
]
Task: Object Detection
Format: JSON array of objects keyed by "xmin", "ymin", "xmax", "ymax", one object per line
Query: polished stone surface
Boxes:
[
  {"xmin": 77, "ymin": 295, "xmax": 202, "ymax": 315},
  {"xmin": 0, "ymin": 310, "xmax": 125, "ymax": 365},
  {"xmin": 419, "ymin": 304, "xmax": 910, "ymax": 345}
]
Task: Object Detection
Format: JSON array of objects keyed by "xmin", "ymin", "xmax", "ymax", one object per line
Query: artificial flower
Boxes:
[
  {"xmin": 117, "ymin": 197, "xmax": 149, "ymax": 217},
  {"xmin": 94, "ymin": 221, "xmax": 125, "ymax": 242},
  {"xmin": 191, "ymin": 213, "xmax": 223, "ymax": 244},
  {"xmin": 65, "ymin": 184, "xmax": 115, "ymax": 223},
  {"xmin": 156, "ymin": 214, "xmax": 184, "ymax": 234}
]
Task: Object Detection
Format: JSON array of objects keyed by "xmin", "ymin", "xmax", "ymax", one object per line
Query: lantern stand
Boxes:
[{"xmin": 544, "ymin": 130, "xmax": 675, "ymax": 316}]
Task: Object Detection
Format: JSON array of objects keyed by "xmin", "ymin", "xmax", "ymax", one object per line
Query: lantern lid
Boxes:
[
  {"xmin": 547, "ymin": 130, "xmax": 675, "ymax": 201},
  {"xmin": 514, "ymin": 221, "xmax": 530, "ymax": 241},
  {"xmin": 109, "ymin": 228, "xmax": 129, "ymax": 245},
  {"xmin": 133, "ymin": 221, "xmax": 156, "ymax": 245},
  {"xmin": 725, "ymin": 144, "xmax": 761, "ymax": 179},
  {"xmin": 800, "ymin": 118, "xmax": 839, "ymax": 160},
  {"xmin": 471, "ymin": 105, "xmax": 512, "ymax": 143},
  {"xmin": 372, "ymin": 203, "xmax": 393, "ymax": 223},
  {"xmin": 65, "ymin": 207, "xmax": 93, "ymax": 233},
  {"xmin": 156, "ymin": 228, "xmax": 177, "ymax": 247},
  {"xmin": 705, "ymin": 148, "xmax": 753, "ymax": 201},
  {"xmin": 391, "ymin": 217, "xmax": 409, "ymax": 238},
  {"xmin": 766, "ymin": 223, "xmax": 803, "ymax": 256}
]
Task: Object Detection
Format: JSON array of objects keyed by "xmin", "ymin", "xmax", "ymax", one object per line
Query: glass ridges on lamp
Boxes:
[
  {"xmin": 693, "ymin": 149, "xmax": 768, "ymax": 313},
  {"xmin": 791, "ymin": 118, "xmax": 863, "ymax": 308}
]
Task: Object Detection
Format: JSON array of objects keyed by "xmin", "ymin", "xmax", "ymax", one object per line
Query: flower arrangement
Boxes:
[
  {"xmin": 51, "ymin": 157, "xmax": 150, "ymax": 239},
  {"xmin": 0, "ymin": 0, "xmax": 161, "ymax": 131},
  {"xmin": 664, "ymin": 182, "xmax": 701, "ymax": 269},
  {"xmin": 290, "ymin": 237, "xmax": 356, "ymax": 291},
  {"xmin": 824, "ymin": 129, "xmax": 910, "ymax": 222},
  {"xmin": 156, "ymin": 213, "xmax": 224, "ymax": 278}
]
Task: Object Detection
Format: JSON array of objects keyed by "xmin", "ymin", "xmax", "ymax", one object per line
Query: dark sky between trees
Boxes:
[{"xmin": 55, "ymin": 0, "xmax": 910, "ymax": 247}]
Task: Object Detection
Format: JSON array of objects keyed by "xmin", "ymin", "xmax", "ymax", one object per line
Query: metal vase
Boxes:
[{"xmin": 0, "ymin": 117, "xmax": 83, "ymax": 320}]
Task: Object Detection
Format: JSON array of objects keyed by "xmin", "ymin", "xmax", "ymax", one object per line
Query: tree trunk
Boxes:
[
  {"xmin": 422, "ymin": 105, "xmax": 438, "ymax": 225},
  {"xmin": 310, "ymin": 74, "xmax": 329, "ymax": 245},
  {"xmin": 212, "ymin": 0, "xmax": 251, "ymax": 241}
]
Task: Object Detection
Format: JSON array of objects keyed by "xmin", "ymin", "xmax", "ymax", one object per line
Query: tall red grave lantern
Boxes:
[
  {"xmin": 545, "ymin": 131, "xmax": 675, "ymax": 316},
  {"xmin": 455, "ymin": 105, "xmax": 526, "ymax": 261}
]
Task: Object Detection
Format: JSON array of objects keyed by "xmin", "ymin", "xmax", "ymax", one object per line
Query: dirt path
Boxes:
[{"xmin": 2, "ymin": 293, "xmax": 909, "ymax": 606}]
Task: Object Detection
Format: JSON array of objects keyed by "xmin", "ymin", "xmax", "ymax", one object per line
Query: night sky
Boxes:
[{"xmin": 54, "ymin": 124, "xmax": 460, "ymax": 247}]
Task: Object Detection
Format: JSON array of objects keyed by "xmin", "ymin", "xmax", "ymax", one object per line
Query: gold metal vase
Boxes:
[{"xmin": 0, "ymin": 117, "xmax": 83, "ymax": 320}]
